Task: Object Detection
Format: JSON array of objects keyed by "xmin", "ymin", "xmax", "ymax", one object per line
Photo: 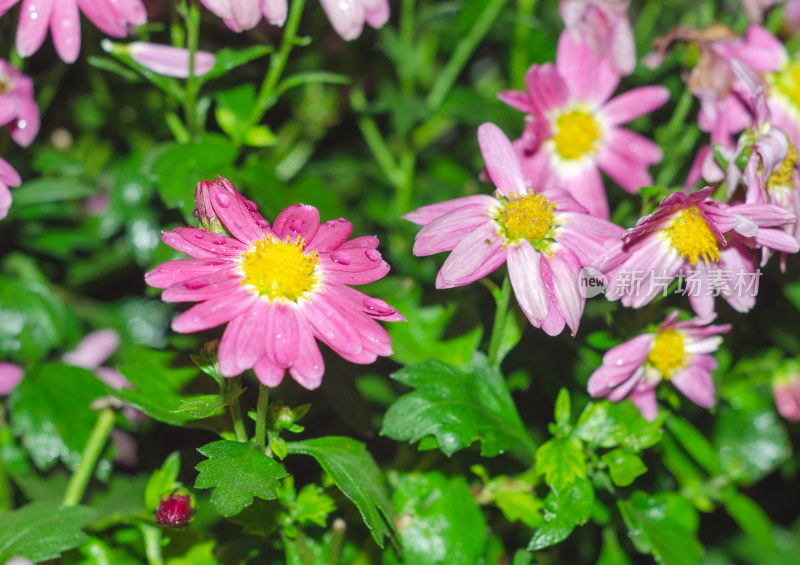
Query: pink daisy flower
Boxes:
[
  {"xmin": 498, "ymin": 30, "xmax": 669, "ymax": 219},
  {"xmin": 0, "ymin": 157, "xmax": 22, "ymax": 220},
  {"xmin": 559, "ymin": 0, "xmax": 635, "ymax": 76},
  {"xmin": 587, "ymin": 311, "xmax": 731, "ymax": 421},
  {"xmin": 594, "ymin": 187, "xmax": 799, "ymax": 318},
  {"xmin": 404, "ymin": 123, "xmax": 623, "ymax": 336},
  {"xmin": 0, "ymin": 58, "xmax": 40, "ymax": 148},
  {"xmin": 146, "ymin": 177, "xmax": 403, "ymax": 390},
  {"xmin": 199, "ymin": 0, "xmax": 287, "ymax": 31},
  {"xmin": 0, "ymin": 0, "xmax": 147, "ymax": 64}
]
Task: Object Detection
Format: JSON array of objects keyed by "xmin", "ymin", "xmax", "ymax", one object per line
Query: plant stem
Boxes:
[
  {"xmin": 63, "ymin": 407, "xmax": 116, "ymax": 506},
  {"xmin": 248, "ymin": 0, "xmax": 307, "ymax": 127},
  {"xmin": 426, "ymin": 0, "xmax": 509, "ymax": 111},
  {"xmin": 228, "ymin": 377, "xmax": 249, "ymax": 442},
  {"xmin": 510, "ymin": 0, "xmax": 537, "ymax": 89},
  {"xmin": 487, "ymin": 275, "xmax": 512, "ymax": 367},
  {"xmin": 139, "ymin": 523, "xmax": 165, "ymax": 565},
  {"xmin": 399, "ymin": 0, "xmax": 416, "ymax": 97},
  {"xmin": 183, "ymin": 0, "xmax": 201, "ymax": 137},
  {"xmin": 255, "ymin": 384, "xmax": 270, "ymax": 450}
]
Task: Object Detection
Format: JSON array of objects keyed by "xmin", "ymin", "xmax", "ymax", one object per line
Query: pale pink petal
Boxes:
[
  {"xmin": 478, "ymin": 122, "xmax": 528, "ymax": 196},
  {"xmin": 271, "ymin": 203, "xmax": 320, "ymax": 243},
  {"xmin": 556, "ymin": 30, "xmax": 618, "ymax": 105},
  {"xmin": 507, "ymin": 241, "xmax": 549, "ymax": 324},
  {"xmin": 540, "ymin": 249, "xmax": 584, "ymax": 336},
  {"xmin": 607, "ymin": 367, "xmax": 645, "ymax": 402},
  {"xmin": 9, "ymin": 92, "xmax": 41, "ymax": 147},
  {"xmin": 171, "ymin": 289, "xmax": 259, "ymax": 333},
  {"xmin": 253, "ymin": 356, "xmax": 286, "ymax": 387},
  {"xmin": 127, "ymin": 42, "xmax": 216, "ymax": 78},
  {"xmin": 0, "ymin": 362, "xmax": 24, "ymax": 395},
  {"xmin": 413, "ymin": 209, "xmax": 492, "ymax": 256},
  {"xmin": 596, "ymin": 140, "xmax": 655, "ymax": 194},
  {"xmin": 109, "ymin": 0, "xmax": 147, "ymax": 25},
  {"xmin": 287, "ymin": 318, "xmax": 324, "ymax": 389},
  {"xmin": 403, "ymin": 194, "xmax": 494, "ymax": 226},
  {"xmin": 364, "ymin": 0, "xmax": 389, "ymax": 28},
  {"xmin": 672, "ymin": 364, "xmax": 715, "ymax": 408},
  {"xmin": 262, "ymin": 0, "xmax": 287, "ymax": 25},
  {"xmin": 51, "ymin": 0, "xmax": 81, "ymax": 63},
  {"xmin": 0, "ymin": 184, "xmax": 12, "ymax": 220},
  {"xmin": 319, "ymin": 0, "xmax": 365, "ymax": 40},
  {"xmin": 601, "ymin": 86, "xmax": 669, "ymax": 126},
  {"xmin": 263, "ymin": 301, "xmax": 300, "ymax": 368},
  {"xmin": 229, "ymin": 0, "xmax": 261, "ymax": 29},
  {"xmin": 497, "ymin": 90, "xmax": 533, "ymax": 114},
  {"xmin": 524, "ymin": 63, "xmax": 570, "ymax": 115},
  {"xmin": 0, "ymin": 158, "xmax": 21, "ymax": 187},
  {"xmin": 629, "ymin": 384, "xmax": 659, "ymax": 421},
  {"xmin": 754, "ymin": 228, "xmax": 800, "ymax": 255},
  {"xmin": 218, "ymin": 300, "xmax": 268, "ymax": 376},
  {"xmin": 558, "ymin": 165, "xmax": 609, "ymax": 219},
  {"xmin": 78, "ymin": 0, "xmax": 127, "ymax": 36},
  {"xmin": 63, "ymin": 329, "xmax": 120, "ymax": 369},
  {"xmin": 16, "ymin": 0, "xmax": 55, "ymax": 58},
  {"xmin": 96, "ymin": 367, "xmax": 131, "ymax": 390},
  {"xmin": 436, "ymin": 223, "xmax": 507, "ymax": 288},
  {"xmin": 200, "ymin": 0, "xmax": 233, "ymax": 19}
]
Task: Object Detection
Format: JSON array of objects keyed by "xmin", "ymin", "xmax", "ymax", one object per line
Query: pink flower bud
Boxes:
[
  {"xmin": 103, "ymin": 41, "xmax": 216, "ymax": 78},
  {"xmin": 156, "ymin": 491, "xmax": 195, "ymax": 528}
]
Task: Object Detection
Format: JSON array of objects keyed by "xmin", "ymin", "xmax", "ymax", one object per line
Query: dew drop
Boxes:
[
  {"xmin": 365, "ymin": 249, "xmax": 381, "ymax": 262},
  {"xmin": 256, "ymin": 220, "xmax": 269, "ymax": 229},
  {"xmin": 212, "ymin": 238, "xmax": 226, "ymax": 245},
  {"xmin": 289, "ymin": 219, "xmax": 303, "ymax": 232},
  {"xmin": 184, "ymin": 280, "xmax": 207, "ymax": 290},
  {"xmin": 194, "ymin": 232, "xmax": 205, "ymax": 239},
  {"xmin": 245, "ymin": 200, "xmax": 258, "ymax": 212},
  {"xmin": 362, "ymin": 298, "xmax": 393, "ymax": 315},
  {"xmin": 215, "ymin": 193, "xmax": 231, "ymax": 208},
  {"xmin": 330, "ymin": 251, "xmax": 351, "ymax": 265}
]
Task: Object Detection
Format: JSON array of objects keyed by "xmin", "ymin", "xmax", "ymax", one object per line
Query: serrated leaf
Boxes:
[
  {"xmin": 535, "ymin": 436, "xmax": 586, "ymax": 490},
  {"xmin": 292, "ymin": 484, "xmax": 337, "ymax": 527},
  {"xmin": 601, "ymin": 448, "xmax": 647, "ymax": 487},
  {"xmin": 495, "ymin": 491, "xmax": 543, "ymax": 528},
  {"xmin": 382, "ymin": 353, "xmax": 535, "ymax": 460},
  {"xmin": 195, "ymin": 440, "xmax": 288, "ymax": 517},
  {"xmin": 528, "ymin": 477, "xmax": 594, "ymax": 551},
  {"xmin": 228, "ymin": 500, "xmax": 280, "ymax": 537},
  {"xmin": 145, "ymin": 452, "xmax": 181, "ymax": 511},
  {"xmin": 0, "ymin": 502, "xmax": 96, "ymax": 562},
  {"xmin": 9, "ymin": 363, "xmax": 109, "ymax": 470},
  {"xmin": 574, "ymin": 400, "xmax": 664, "ymax": 452},
  {"xmin": 286, "ymin": 436, "xmax": 396, "ymax": 548},
  {"xmin": 172, "ymin": 385, "xmax": 244, "ymax": 419},
  {"xmin": 618, "ymin": 491, "xmax": 702, "ymax": 565}
]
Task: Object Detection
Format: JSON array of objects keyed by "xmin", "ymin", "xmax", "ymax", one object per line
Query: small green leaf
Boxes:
[
  {"xmin": 666, "ymin": 415, "xmax": 720, "ymax": 475},
  {"xmin": 145, "ymin": 452, "xmax": 181, "ymax": 511},
  {"xmin": 270, "ymin": 435, "xmax": 288, "ymax": 460},
  {"xmin": 286, "ymin": 436, "xmax": 396, "ymax": 548},
  {"xmin": 528, "ymin": 477, "xmax": 594, "ymax": 551},
  {"xmin": 601, "ymin": 448, "xmax": 647, "ymax": 487},
  {"xmin": 228, "ymin": 500, "xmax": 280, "ymax": 537},
  {"xmin": 574, "ymin": 400, "xmax": 664, "ymax": 452},
  {"xmin": 597, "ymin": 527, "xmax": 634, "ymax": 565},
  {"xmin": 720, "ymin": 487, "xmax": 774, "ymax": 549},
  {"xmin": 535, "ymin": 436, "xmax": 586, "ymax": 490},
  {"xmin": 292, "ymin": 484, "xmax": 337, "ymax": 527},
  {"xmin": 382, "ymin": 353, "xmax": 535, "ymax": 460},
  {"xmin": 198, "ymin": 45, "xmax": 272, "ymax": 83},
  {"xmin": 554, "ymin": 388, "xmax": 571, "ymax": 430},
  {"xmin": 172, "ymin": 385, "xmax": 244, "ymax": 419},
  {"xmin": 195, "ymin": 440, "xmax": 288, "ymax": 517},
  {"xmin": 495, "ymin": 491, "xmax": 543, "ymax": 528},
  {"xmin": 0, "ymin": 502, "xmax": 96, "ymax": 562}
]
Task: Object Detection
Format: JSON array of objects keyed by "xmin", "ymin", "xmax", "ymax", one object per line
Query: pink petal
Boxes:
[
  {"xmin": 324, "ymin": 259, "xmax": 390, "ymax": 285},
  {"xmin": 161, "ymin": 268, "xmax": 243, "ymax": 302},
  {"xmin": 403, "ymin": 194, "xmax": 494, "ymax": 226},
  {"xmin": 262, "ymin": 0, "xmax": 287, "ymax": 25},
  {"xmin": 0, "ymin": 158, "xmax": 21, "ymax": 187},
  {"xmin": 145, "ymin": 257, "xmax": 238, "ymax": 288},
  {"xmin": 229, "ymin": 0, "xmax": 261, "ymax": 29},
  {"xmin": 0, "ymin": 0, "xmax": 22, "ymax": 17},
  {"xmin": 307, "ymin": 218, "xmax": 353, "ymax": 252},
  {"xmin": 672, "ymin": 364, "xmax": 716, "ymax": 408},
  {"xmin": 540, "ymin": 249, "xmax": 584, "ymax": 336},
  {"xmin": 263, "ymin": 301, "xmax": 300, "ymax": 368},
  {"xmin": 413, "ymin": 208, "xmax": 492, "ymax": 256},
  {"xmin": 200, "ymin": 0, "xmax": 233, "ymax": 19},
  {"xmin": 601, "ymin": 86, "xmax": 669, "ymax": 126},
  {"xmin": 206, "ymin": 179, "xmax": 269, "ymax": 243},
  {"xmin": 16, "ymin": 0, "xmax": 55, "ymax": 59},
  {"xmin": 523, "ymin": 63, "xmax": 570, "ymax": 115},
  {"xmin": 171, "ymin": 288, "xmax": 259, "ymax": 333},
  {"xmin": 287, "ymin": 318, "xmax": 324, "ymax": 389},
  {"xmin": 436, "ymin": 223, "xmax": 507, "ymax": 288},
  {"xmin": 253, "ymin": 356, "xmax": 286, "ymax": 387},
  {"xmin": 302, "ymin": 294, "xmax": 363, "ymax": 356},
  {"xmin": 558, "ymin": 164, "xmax": 609, "ymax": 219},
  {"xmin": 0, "ymin": 362, "xmax": 24, "ymax": 395},
  {"xmin": 319, "ymin": 0, "xmax": 365, "ymax": 40},
  {"xmin": 478, "ymin": 122, "xmax": 527, "ymax": 196},
  {"xmin": 109, "ymin": 0, "xmax": 147, "ymax": 25},
  {"xmin": 218, "ymin": 300, "xmax": 268, "ymax": 377},
  {"xmin": 556, "ymin": 29, "xmax": 618, "ymax": 106},
  {"xmin": 271, "ymin": 203, "xmax": 320, "ymax": 243},
  {"xmin": 507, "ymin": 241, "xmax": 549, "ymax": 324},
  {"xmin": 364, "ymin": 0, "xmax": 389, "ymax": 29},
  {"xmin": 326, "ymin": 283, "xmax": 405, "ymax": 322},
  {"xmin": 63, "ymin": 329, "xmax": 120, "ymax": 369},
  {"xmin": 51, "ymin": 0, "xmax": 81, "ymax": 63},
  {"xmin": 596, "ymin": 140, "xmax": 656, "ymax": 194},
  {"xmin": 161, "ymin": 227, "xmax": 249, "ymax": 258},
  {"xmin": 629, "ymin": 384, "xmax": 659, "ymax": 421},
  {"xmin": 497, "ymin": 90, "xmax": 533, "ymax": 114},
  {"xmin": 0, "ymin": 184, "xmax": 11, "ymax": 220},
  {"xmin": 78, "ymin": 0, "xmax": 127, "ymax": 36},
  {"xmin": 127, "ymin": 42, "xmax": 216, "ymax": 78},
  {"xmin": 604, "ymin": 128, "xmax": 663, "ymax": 166}
]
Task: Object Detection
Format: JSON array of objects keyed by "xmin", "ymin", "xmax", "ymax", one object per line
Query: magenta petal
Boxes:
[
  {"xmin": 254, "ymin": 356, "xmax": 286, "ymax": 387},
  {"xmin": 145, "ymin": 257, "xmax": 237, "ymax": 288},
  {"xmin": 272, "ymin": 203, "xmax": 320, "ymax": 243},
  {"xmin": 63, "ymin": 329, "xmax": 120, "ymax": 369},
  {"xmin": 161, "ymin": 268, "xmax": 242, "ymax": 302},
  {"xmin": 672, "ymin": 364, "xmax": 716, "ymax": 408},
  {"xmin": 264, "ymin": 302, "xmax": 300, "ymax": 368},
  {"xmin": 51, "ymin": 0, "xmax": 81, "ymax": 64},
  {"xmin": 601, "ymin": 86, "xmax": 670, "ymax": 126},
  {"xmin": 0, "ymin": 0, "xmax": 21, "ymax": 17},
  {"xmin": 206, "ymin": 180, "xmax": 267, "ymax": 242},
  {"xmin": 556, "ymin": 30, "xmax": 618, "ymax": 105},
  {"xmin": 326, "ymin": 283, "xmax": 405, "ymax": 322},
  {"xmin": 171, "ymin": 288, "xmax": 258, "ymax": 333},
  {"xmin": 0, "ymin": 158, "xmax": 21, "ymax": 187},
  {"xmin": 218, "ymin": 300, "xmax": 268, "ymax": 377},
  {"xmin": 288, "ymin": 318, "xmax": 325, "ymax": 389},
  {"xmin": 162, "ymin": 227, "xmax": 248, "ymax": 258},
  {"xmin": 478, "ymin": 123, "xmax": 527, "ymax": 196},
  {"xmin": 16, "ymin": 0, "xmax": 54, "ymax": 58},
  {"xmin": 307, "ymin": 218, "xmax": 354, "ymax": 252},
  {"xmin": 325, "ymin": 259, "xmax": 390, "ymax": 285},
  {"xmin": 302, "ymin": 295, "xmax": 362, "ymax": 356},
  {"xmin": 437, "ymin": 223, "xmax": 507, "ymax": 288},
  {"xmin": 497, "ymin": 90, "xmax": 532, "ymax": 113},
  {"xmin": 0, "ymin": 362, "xmax": 24, "ymax": 395},
  {"xmin": 507, "ymin": 241, "xmax": 549, "ymax": 324}
]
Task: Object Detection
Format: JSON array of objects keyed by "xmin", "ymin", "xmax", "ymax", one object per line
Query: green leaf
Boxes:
[
  {"xmin": 554, "ymin": 388, "xmax": 571, "ymax": 430},
  {"xmin": 528, "ymin": 477, "xmax": 594, "ymax": 551},
  {"xmin": 227, "ymin": 500, "xmax": 280, "ymax": 537},
  {"xmin": 0, "ymin": 502, "xmax": 96, "ymax": 562},
  {"xmin": 10, "ymin": 178, "xmax": 97, "ymax": 206},
  {"xmin": 495, "ymin": 491, "xmax": 544, "ymax": 528},
  {"xmin": 198, "ymin": 45, "xmax": 272, "ymax": 83},
  {"xmin": 88, "ymin": 474, "xmax": 149, "ymax": 528},
  {"xmin": 574, "ymin": 400, "xmax": 664, "ymax": 452},
  {"xmin": 286, "ymin": 436, "xmax": 396, "ymax": 548},
  {"xmin": 145, "ymin": 452, "xmax": 182, "ymax": 511},
  {"xmin": 215, "ymin": 84, "xmax": 257, "ymax": 143},
  {"xmin": 720, "ymin": 487, "xmax": 774, "ymax": 549},
  {"xmin": 535, "ymin": 436, "xmax": 586, "ymax": 490},
  {"xmin": 597, "ymin": 527, "xmax": 634, "ymax": 565},
  {"xmin": 666, "ymin": 415, "xmax": 720, "ymax": 475},
  {"xmin": 112, "ymin": 346, "xmax": 200, "ymax": 427},
  {"xmin": 618, "ymin": 491, "xmax": 702, "ymax": 565},
  {"xmin": 390, "ymin": 472, "xmax": 487, "ymax": 564},
  {"xmin": 292, "ymin": 484, "xmax": 337, "ymax": 527},
  {"xmin": 172, "ymin": 384, "xmax": 244, "ymax": 419},
  {"xmin": 601, "ymin": 448, "xmax": 647, "ymax": 487},
  {"xmin": 195, "ymin": 440, "xmax": 288, "ymax": 517},
  {"xmin": 382, "ymin": 353, "xmax": 535, "ymax": 460},
  {"xmin": 9, "ymin": 363, "xmax": 109, "ymax": 470}
]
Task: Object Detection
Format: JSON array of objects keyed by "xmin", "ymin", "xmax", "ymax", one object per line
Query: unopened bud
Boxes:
[{"xmin": 155, "ymin": 491, "xmax": 195, "ymax": 528}]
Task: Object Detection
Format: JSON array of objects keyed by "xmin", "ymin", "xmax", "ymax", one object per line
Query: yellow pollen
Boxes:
[
  {"xmin": 500, "ymin": 193, "xmax": 556, "ymax": 245},
  {"xmin": 772, "ymin": 59, "xmax": 800, "ymax": 112},
  {"xmin": 647, "ymin": 329, "xmax": 687, "ymax": 380},
  {"xmin": 664, "ymin": 207, "xmax": 720, "ymax": 265},
  {"xmin": 552, "ymin": 110, "xmax": 602, "ymax": 160},
  {"xmin": 767, "ymin": 142, "xmax": 798, "ymax": 192},
  {"xmin": 240, "ymin": 235, "xmax": 318, "ymax": 301}
]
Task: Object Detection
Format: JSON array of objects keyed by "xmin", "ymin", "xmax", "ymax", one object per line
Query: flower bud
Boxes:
[
  {"xmin": 193, "ymin": 180, "xmax": 226, "ymax": 234},
  {"xmin": 155, "ymin": 491, "xmax": 195, "ymax": 528}
]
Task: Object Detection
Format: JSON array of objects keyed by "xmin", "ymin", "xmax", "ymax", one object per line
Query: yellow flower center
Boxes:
[
  {"xmin": 772, "ymin": 58, "xmax": 800, "ymax": 112},
  {"xmin": 552, "ymin": 110, "xmax": 602, "ymax": 160},
  {"xmin": 664, "ymin": 207, "xmax": 720, "ymax": 265},
  {"xmin": 240, "ymin": 235, "xmax": 319, "ymax": 301},
  {"xmin": 500, "ymin": 192, "xmax": 556, "ymax": 247},
  {"xmin": 647, "ymin": 328, "xmax": 687, "ymax": 380},
  {"xmin": 767, "ymin": 142, "xmax": 798, "ymax": 192}
]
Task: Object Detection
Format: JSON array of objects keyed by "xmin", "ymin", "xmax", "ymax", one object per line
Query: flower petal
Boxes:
[
  {"xmin": 287, "ymin": 318, "xmax": 325, "ymax": 389},
  {"xmin": 16, "ymin": 0, "xmax": 54, "ymax": 58},
  {"xmin": 601, "ymin": 86, "xmax": 669, "ymax": 126},
  {"xmin": 436, "ymin": 223, "xmax": 507, "ymax": 288},
  {"xmin": 171, "ymin": 288, "xmax": 259, "ymax": 333},
  {"xmin": 272, "ymin": 203, "xmax": 320, "ymax": 243},
  {"xmin": 218, "ymin": 300, "xmax": 269, "ymax": 377},
  {"xmin": 263, "ymin": 301, "xmax": 300, "ymax": 368},
  {"xmin": 507, "ymin": 241, "xmax": 549, "ymax": 324},
  {"xmin": 478, "ymin": 122, "xmax": 527, "ymax": 196},
  {"xmin": 51, "ymin": 0, "xmax": 81, "ymax": 63}
]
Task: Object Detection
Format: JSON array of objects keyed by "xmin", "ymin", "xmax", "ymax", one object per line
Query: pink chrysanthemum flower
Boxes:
[
  {"xmin": 146, "ymin": 177, "xmax": 403, "ymax": 390},
  {"xmin": 498, "ymin": 31, "xmax": 668, "ymax": 218},
  {"xmin": 0, "ymin": 58, "xmax": 40, "ymax": 148},
  {"xmin": 404, "ymin": 123, "xmax": 623, "ymax": 336},
  {"xmin": 0, "ymin": 0, "xmax": 147, "ymax": 64},
  {"xmin": 587, "ymin": 311, "xmax": 730, "ymax": 420},
  {"xmin": 0, "ymin": 157, "xmax": 21, "ymax": 220},
  {"xmin": 559, "ymin": 0, "xmax": 635, "ymax": 76},
  {"xmin": 594, "ymin": 187, "xmax": 798, "ymax": 318},
  {"xmin": 199, "ymin": 0, "xmax": 287, "ymax": 31}
]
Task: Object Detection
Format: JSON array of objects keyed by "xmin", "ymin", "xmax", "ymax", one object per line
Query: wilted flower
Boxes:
[
  {"xmin": 0, "ymin": 157, "xmax": 21, "ymax": 220},
  {"xmin": 594, "ymin": 187, "xmax": 798, "ymax": 318},
  {"xmin": 0, "ymin": 0, "xmax": 147, "ymax": 63},
  {"xmin": 155, "ymin": 491, "xmax": 195, "ymax": 528},
  {"xmin": 102, "ymin": 41, "xmax": 216, "ymax": 78},
  {"xmin": 499, "ymin": 31, "xmax": 668, "ymax": 218},
  {"xmin": 146, "ymin": 177, "xmax": 403, "ymax": 390},
  {"xmin": 587, "ymin": 311, "xmax": 731, "ymax": 420},
  {"xmin": 0, "ymin": 58, "xmax": 40, "ymax": 148},
  {"xmin": 200, "ymin": 0, "xmax": 287, "ymax": 30},
  {"xmin": 559, "ymin": 0, "xmax": 635, "ymax": 75},
  {"xmin": 0, "ymin": 362, "xmax": 24, "ymax": 395},
  {"xmin": 405, "ymin": 123, "xmax": 623, "ymax": 336}
]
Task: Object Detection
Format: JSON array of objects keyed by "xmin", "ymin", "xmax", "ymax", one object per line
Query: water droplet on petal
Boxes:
[
  {"xmin": 365, "ymin": 249, "xmax": 381, "ymax": 262},
  {"xmin": 245, "ymin": 200, "xmax": 257, "ymax": 212},
  {"xmin": 215, "ymin": 193, "xmax": 231, "ymax": 208},
  {"xmin": 362, "ymin": 297, "xmax": 393, "ymax": 315},
  {"xmin": 212, "ymin": 238, "xmax": 226, "ymax": 245},
  {"xmin": 184, "ymin": 280, "xmax": 207, "ymax": 290},
  {"xmin": 289, "ymin": 219, "xmax": 303, "ymax": 232},
  {"xmin": 256, "ymin": 220, "xmax": 269, "ymax": 229},
  {"xmin": 194, "ymin": 232, "xmax": 205, "ymax": 239},
  {"xmin": 330, "ymin": 251, "xmax": 351, "ymax": 265}
]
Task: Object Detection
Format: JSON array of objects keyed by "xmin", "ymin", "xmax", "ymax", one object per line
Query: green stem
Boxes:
[
  {"xmin": 426, "ymin": 0, "xmax": 509, "ymax": 110},
  {"xmin": 510, "ymin": 0, "xmax": 536, "ymax": 89},
  {"xmin": 399, "ymin": 0, "xmax": 416, "ymax": 97},
  {"xmin": 487, "ymin": 275, "xmax": 512, "ymax": 367},
  {"xmin": 352, "ymin": 88, "xmax": 403, "ymax": 188},
  {"xmin": 63, "ymin": 407, "xmax": 116, "ymax": 506},
  {"xmin": 139, "ymin": 523, "xmax": 165, "ymax": 565},
  {"xmin": 248, "ymin": 0, "xmax": 307, "ymax": 127},
  {"xmin": 255, "ymin": 384, "xmax": 270, "ymax": 450},
  {"xmin": 228, "ymin": 377, "xmax": 249, "ymax": 442},
  {"xmin": 183, "ymin": 0, "xmax": 201, "ymax": 137},
  {"xmin": 0, "ymin": 406, "xmax": 11, "ymax": 511}
]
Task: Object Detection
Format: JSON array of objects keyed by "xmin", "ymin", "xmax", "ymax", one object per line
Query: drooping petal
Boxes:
[
  {"xmin": 540, "ymin": 248, "xmax": 584, "ymax": 336},
  {"xmin": 672, "ymin": 364, "xmax": 716, "ymax": 408},
  {"xmin": 263, "ymin": 301, "xmax": 300, "ymax": 368},
  {"xmin": 629, "ymin": 384, "xmax": 659, "ymax": 421},
  {"xmin": 287, "ymin": 317, "xmax": 325, "ymax": 390},
  {"xmin": 63, "ymin": 329, "xmax": 120, "ymax": 369},
  {"xmin": 262, "ymin": 0, "xmax": 288, "ymax": 25},
  {"xmin": 253, "ymin": 356, "xmax": 286, "ymax": 387},
  {"xmin": 363, "ymin": 0, "xmax": 389, "ymax": 29},
  {"xmin": 302, "ymin": 294, "xmax": 363, "ymax": 356},
  {"xmin": 319, "ymin": 0, "xmax": 365, "ymax": 40},
  {"xmin": 436, "ymin": 223, "xmax": 507, "ymax": 288},
  {"xmin": 507, "ymin": 240, "xmax": 549, "ymax": 324}
]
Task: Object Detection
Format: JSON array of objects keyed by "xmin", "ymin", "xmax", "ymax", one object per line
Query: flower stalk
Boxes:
[{"xmin": 63, "ymin": 407, "xmax": 117, "ymax": 506}]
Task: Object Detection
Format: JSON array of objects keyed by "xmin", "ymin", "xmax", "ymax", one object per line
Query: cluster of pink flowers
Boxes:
[{"xmin": 146, "ymin": 177, "xmax": 403, "ymax": 390}]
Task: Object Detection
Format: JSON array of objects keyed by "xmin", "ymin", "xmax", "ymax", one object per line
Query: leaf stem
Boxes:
[
  {"xmin": 63, "ymin": 407, "xmax": 117, "ymax": 506},
  {"xmin": 255, "ymin": 384, "xmax": 270, "ymax": 450},
  {"xmin": 228, "ymin": 376, "xmax": 249, "ymax": 442},
  {"xmin": 183, "ymin": 0, "xmax": 202, "ymax": 137},
  {"xmin": 488, "ymin": 275, "xmax": 512, "ymax": 367}
]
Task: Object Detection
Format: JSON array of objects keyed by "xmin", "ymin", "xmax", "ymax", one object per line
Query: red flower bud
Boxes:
[{"xmin": 155, "ymin": 491, "xmax": 195, "ymax": 528}]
